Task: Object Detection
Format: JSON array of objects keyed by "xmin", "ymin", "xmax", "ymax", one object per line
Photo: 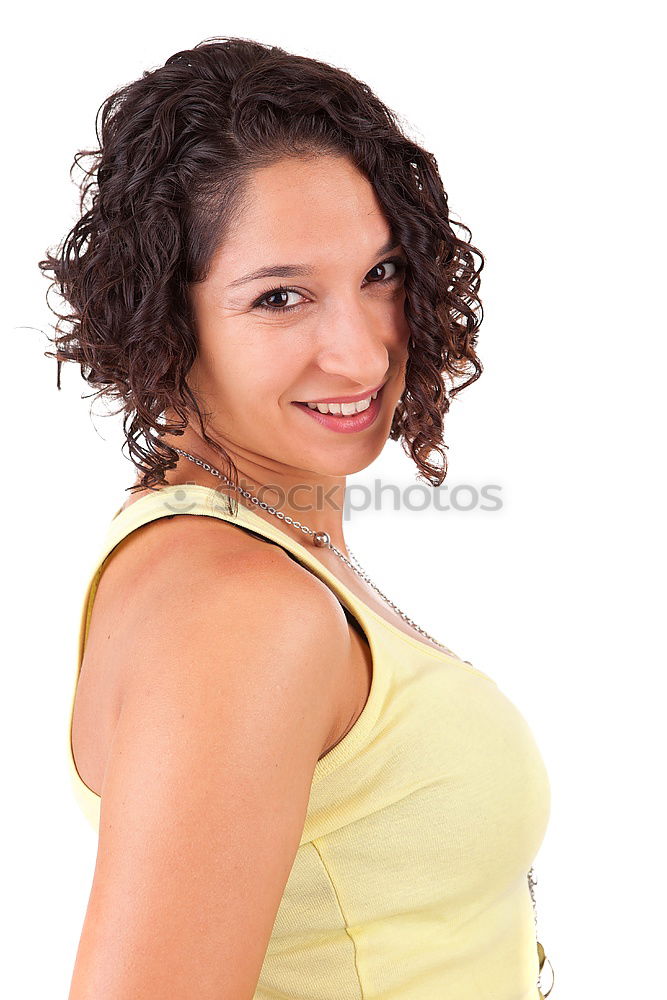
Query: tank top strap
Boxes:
[
  {"xmin": 104, "ymin": 482, "xmax": 381, "ymax": 642},
  {"xmin": 67, "ymin": 482, "xmax": 393, "ymax": 826},
  {"xmin": 102, "ymin": 483, "xmax": 468, "ymax": 670}
]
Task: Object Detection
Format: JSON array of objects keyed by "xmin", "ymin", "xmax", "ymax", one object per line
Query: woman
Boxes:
[{"xmin": 41, "ymin": 36, "xmax": 553, "ymax": 999}]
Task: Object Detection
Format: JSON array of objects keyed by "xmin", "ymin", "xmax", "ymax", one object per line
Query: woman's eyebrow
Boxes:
[{"xmin": 227, "ymin": 237, "xmax": 401, "ymax": 288}]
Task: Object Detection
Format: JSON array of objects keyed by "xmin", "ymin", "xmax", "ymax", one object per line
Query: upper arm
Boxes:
[{"xmin": 68, "ymin": 540, "xmax": 349, "ymax": 1000}]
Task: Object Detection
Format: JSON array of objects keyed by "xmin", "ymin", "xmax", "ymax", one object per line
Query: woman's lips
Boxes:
[{"xmin": 291, "ymin": 383, "xmax": 385, "ymax": 433}]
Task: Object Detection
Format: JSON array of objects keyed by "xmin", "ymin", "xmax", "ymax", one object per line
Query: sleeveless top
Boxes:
[{"xmin": 66, "ymin": 483, "xmax": 552, "ymax": 1000}]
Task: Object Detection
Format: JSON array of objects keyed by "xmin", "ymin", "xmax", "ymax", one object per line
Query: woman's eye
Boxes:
[
  {"xmin": 366, "ymin": 259, "xmax": 399, "ymax": 282},
  {"xmin": 252, "ymin": 257, "xmax": 406, "ymax": 314},
  {"xmin": 254, "ymin": 286, "xmax": 304, "ymax": 313}
]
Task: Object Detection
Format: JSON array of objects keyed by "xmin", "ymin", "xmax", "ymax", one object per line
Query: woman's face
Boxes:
[{"xmin": 186, "ymin": 153, "xmax": 410, "ymax": 486}]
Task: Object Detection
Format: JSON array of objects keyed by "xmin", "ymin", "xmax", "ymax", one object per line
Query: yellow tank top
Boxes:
[{"xmin": 66, "ymin": 483, "xmax": 552, "ymax": 999}]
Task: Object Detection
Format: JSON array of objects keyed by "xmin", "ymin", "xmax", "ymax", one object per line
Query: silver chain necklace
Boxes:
[
  {"xmin": 172, "ymin": 446, "xmax": 549, "ymax": 992},
  {"xmin": 174, "ymin": 447, "xmax": 453, "ymax": 652}
]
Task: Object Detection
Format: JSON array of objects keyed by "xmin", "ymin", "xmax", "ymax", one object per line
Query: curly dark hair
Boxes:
[{"xmin": 39, "ymin": 35, "xmax": 484, "ymax": 498}]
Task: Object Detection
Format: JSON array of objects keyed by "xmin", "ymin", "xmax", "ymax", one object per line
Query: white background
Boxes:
[{"xmin": 2, "ymin": 1, "xmax": 664, "ymax": 996}]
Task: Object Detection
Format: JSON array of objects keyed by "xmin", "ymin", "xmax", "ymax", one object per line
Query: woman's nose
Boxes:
[{"xmin": 314, "ymin": 299, "xmax": 392, "ymax": 384}]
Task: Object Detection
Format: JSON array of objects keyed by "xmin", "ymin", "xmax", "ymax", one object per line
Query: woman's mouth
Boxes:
[{"xmin": 291, "ymin": 382, "xmax": 385, "ymax": 434}]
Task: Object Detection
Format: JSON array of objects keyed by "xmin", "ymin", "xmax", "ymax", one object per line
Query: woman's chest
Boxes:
[{"xmin": 307, "ymin": 657, "xmax": 552, "ymax": 898}]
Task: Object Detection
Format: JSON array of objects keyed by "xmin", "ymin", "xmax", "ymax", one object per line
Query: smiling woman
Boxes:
[
  {"xmin": 39, "ymin": 37, "xmax": 484, "ymax": 502},
  {"xmin": 39, "ymin": 34, "xmax": 553, "ymax": 1000}
]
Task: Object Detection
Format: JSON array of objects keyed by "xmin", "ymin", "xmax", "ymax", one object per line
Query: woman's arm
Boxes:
[{"xmin": 68, "ymin": 542, "xmax": 348, "ymax": 1000}]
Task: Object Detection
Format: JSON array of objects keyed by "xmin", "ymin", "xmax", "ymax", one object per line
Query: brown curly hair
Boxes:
[{"xmin": 39, "ymin": 35, "xmax": 484, "ymax": 497}]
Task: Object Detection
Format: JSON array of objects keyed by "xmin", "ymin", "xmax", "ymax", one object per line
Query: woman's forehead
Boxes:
[{"xmin": 224, "ymin": 156, "xmax": 391, "ymax": 250}]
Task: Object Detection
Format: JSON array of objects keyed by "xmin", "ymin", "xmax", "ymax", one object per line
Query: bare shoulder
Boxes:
[
  {"xmin": 112, "ymin": 511, "xmax": 350, "ymax": 734},
  {"xmin": 74, "ymin": 509, "xmax": 351, "ymax": 795},
  {"xmin": 94, "ymin": 508, "xmax": 352, "ymax": 679}
]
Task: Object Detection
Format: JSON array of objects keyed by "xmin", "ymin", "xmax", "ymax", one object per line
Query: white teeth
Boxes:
[{"xmin": 306, "ymin": 389, "xmax": 378, "ymax": 416}]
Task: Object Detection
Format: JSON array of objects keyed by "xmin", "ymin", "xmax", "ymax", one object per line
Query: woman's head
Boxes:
[
  {"xmin": 40, "ymin": 36, "xmax": 484, "ymax": 499},
  {"xmin": 184, "ymin": 152, "xmax": 410, "ymax": 494}
]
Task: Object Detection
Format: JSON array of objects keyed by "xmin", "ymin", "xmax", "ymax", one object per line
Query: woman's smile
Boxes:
[{"xmin": 291, "ymin": 380, "xmax": 386, "ymax": 433}]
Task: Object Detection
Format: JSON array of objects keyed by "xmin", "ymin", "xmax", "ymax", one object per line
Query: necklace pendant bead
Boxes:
[{"xmin": 313, "ymin": 531, "xmax": 330, "ymax": 547}]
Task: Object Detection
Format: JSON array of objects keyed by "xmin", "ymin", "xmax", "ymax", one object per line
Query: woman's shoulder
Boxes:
[
  {"xmin": 74, "ymin": 489, "xmax": 351, "ymax": 797},
  {"xmin": 101, "ymin": 502, "xmax": 348, "ymax": 671},
  {"xmin": 108, "ymin": 481, "xmax": 349, "ymax": 626},
  {"xmin": 99, "ymin": 490, "xmax": 346, "ymax": 634}
]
